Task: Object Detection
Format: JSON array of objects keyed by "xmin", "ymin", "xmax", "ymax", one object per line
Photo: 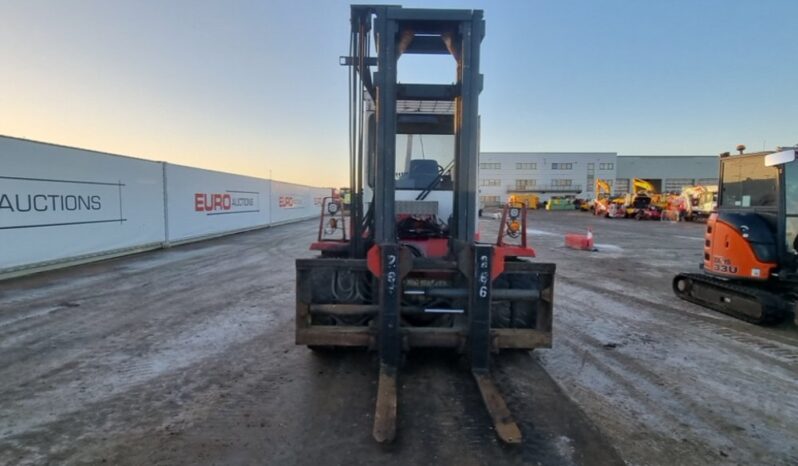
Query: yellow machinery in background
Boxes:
[
  {"xmin": 679, "ymin": 185, "xmax": 718, "ymax": 221},
  {"xmin": 508, "ymin": 193, "xmax": 540, "ymax": 209},
  {"xmin": 623, "ymin": 178, "xmax": 659, "ymax": 218},
  {"xmin": 546, "ymin": 196, "xmax": 577, "ymax": 210},
  {"xmin": 632, "ymin": 178, "xmax": 656, "ymax": 193},
  {"xmin": 592, "ymin": 179, "xmax": 612, "ymax": 215},
  {"xmin": 651, "ymin": 193, "xmax": 670, "ymax": 210}
]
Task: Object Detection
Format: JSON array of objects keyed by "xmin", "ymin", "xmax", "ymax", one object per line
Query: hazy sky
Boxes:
[{"xmin": 1, "ymin": 0, "xmax": 796, "ymax": 187}]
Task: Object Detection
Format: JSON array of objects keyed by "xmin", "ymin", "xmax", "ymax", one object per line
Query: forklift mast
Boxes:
[
  {"xmin": 346, "ymin": 5, "xmax": 483, "ymax": 257},
  {"xmin": 297, "ymin": 5, "xmax": 556, "ymax": 444}
]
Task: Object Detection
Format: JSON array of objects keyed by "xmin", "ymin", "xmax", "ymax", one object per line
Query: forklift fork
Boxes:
[
  {"xmin": 371, "ymin": 243, "xmax": 522, "ymax": 444},
  {"xmin": 372, "ymin": 243, "xmax": 402, "ymax": 443},
  {"xmin": 469, "ymin": 244, "xmax": 522, "ymax": 444}
]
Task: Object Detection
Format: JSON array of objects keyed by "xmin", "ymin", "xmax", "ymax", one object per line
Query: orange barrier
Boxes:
[{"xmin": 565, "ymin": 228, "xmax": 594, "ymax": 251}]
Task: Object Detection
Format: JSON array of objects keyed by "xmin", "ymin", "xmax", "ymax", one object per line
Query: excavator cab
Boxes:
[
  {"xmin": 296, "ymin": 5, "xmax": 556, "ymax": 444},
  {"xmin": 674, "ymin": 147, "xmax": 798, "ymax": 324}
]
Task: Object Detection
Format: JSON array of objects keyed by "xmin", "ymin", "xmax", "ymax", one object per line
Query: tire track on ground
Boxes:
[{"xmin": 558, "ymin": 274, "xmax": 798, "ymax": 365}]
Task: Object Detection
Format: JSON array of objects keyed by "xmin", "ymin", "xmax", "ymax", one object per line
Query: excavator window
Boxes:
[
  {"xmin": 788, "ymin": 219, "xmax": 798, "ymax": 254},
  {"xmin": 720, "ymin": 156, "xmax": 778, "ymax": 208},
  {"xmin": 786, "ymin": 161, "xmax": 798, "ymax": 215},
  {"xmin": 786, "ymin": 161, "xmax": 798, "ymax": 253}
]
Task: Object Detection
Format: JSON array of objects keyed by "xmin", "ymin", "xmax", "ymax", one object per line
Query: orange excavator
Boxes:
[{"xmin": 673, "ymin": 145, "xmax": 798, "ymax": 324}]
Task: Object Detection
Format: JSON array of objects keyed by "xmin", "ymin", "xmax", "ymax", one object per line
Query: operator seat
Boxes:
[{"xmin": 396, "ymin": 159, "xmax": 440, "ymax": 190}]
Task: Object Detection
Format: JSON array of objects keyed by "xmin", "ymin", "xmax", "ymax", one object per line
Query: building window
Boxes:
[
  {"xmin": 615, "ymin": 178, "xmax": 630, "ymax": 194},
  {"xmin": 480, "ymin": 179, "xmax": 501, "ymax": 187},
  {"xmin": 515, "ymin": 179, "xmax": 536, "ymax": 189},
  {"xmin": 552, "ymin": 179, "xmax": 572, "ymax": 186},
  {"xmin": 552, "ymin": 163, "xmax": 573, "ymax": 170},
  {"xmin": 480, "ymin": 195, "xmax": 501, "ymax": 206},
  {"xmin": 599, "ymin": 163, "xmax": 615, "ymax": 170},
  {"xmin": 479, "ymin": 162, "xmax": 501, "ymax": 170},
  {"xmin": 515, "ymin": 162, "xmax": 537, "ymax": 170}
]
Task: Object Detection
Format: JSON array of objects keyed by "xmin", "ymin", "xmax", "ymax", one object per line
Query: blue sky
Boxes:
[{"xmin": 1, "ymin": 0, "xmax": 796, "ymax": 186}]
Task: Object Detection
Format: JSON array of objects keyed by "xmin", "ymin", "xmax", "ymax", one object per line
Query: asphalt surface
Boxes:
[
  {"xmin": 1, "ymin": 211, "xmax": 796, "ymax": 465},
  {"xmin": 523, "ymin": 210, "xmax": 798, "ymax": 466},
  {"xmin": 0, "ymin": 216, "xmax": 619, "ymax": 466}
]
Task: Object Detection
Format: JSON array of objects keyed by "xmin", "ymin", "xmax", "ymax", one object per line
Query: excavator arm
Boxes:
[
  {"xmin": 632, "ymin": 178, "xmax": 656, "ymax": 193},
  {"xmin": 595, "ymin": 178, "xmax": 611, "ymax": 196}
]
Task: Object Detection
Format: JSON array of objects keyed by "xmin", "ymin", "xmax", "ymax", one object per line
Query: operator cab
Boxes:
[
  {"xmin": 716, "ymin": 147, "xmax": 798, "ymax": 274},
  {"xmin": 393, "ymin": 134, "xmax": 455, "ymax": 223},
  {"xmin": 396, "ymin": 158, "xmax": 453, "ymax": 191}
]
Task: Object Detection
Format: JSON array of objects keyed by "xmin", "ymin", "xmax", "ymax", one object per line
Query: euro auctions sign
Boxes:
[
  {"xmin": 0, "ymin": 175, "xmax": 125, "ymax": 230},
  {"xmin": 194, "ymin": 191, "xmax": 260, "ymax": 215},
  {"xmin": 278, "ymin": 195, "xmax": 304, "ymax": 209}
]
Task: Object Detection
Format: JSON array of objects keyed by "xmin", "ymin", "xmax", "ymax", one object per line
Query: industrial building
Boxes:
[
  {"xmin": 614, "ymin": 155, "xmax": 719, "ymax": 195},
  {"xmin": 478, "ymin": 152, "xmax": 719, "ymax": 205}
]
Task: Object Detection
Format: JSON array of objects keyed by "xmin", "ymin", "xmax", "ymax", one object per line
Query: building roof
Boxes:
[
  {"xmin": 618, "ymin": 155, "xmax": 715, "ymax": 159},
  {"xmin": 480, "ymin": 151, "xmax": 617, "ymax": 156}
]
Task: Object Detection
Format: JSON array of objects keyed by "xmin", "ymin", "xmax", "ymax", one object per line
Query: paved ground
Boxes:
[
  {"xmin": 1, "ymin": 211, "xmax": 796, "ymax": 465},
  {"xmin": 521, "ymin": 211, "xmax": 798, "ymax": 466},
  {"xmin": 0, "ymin": 217, "xmax": 618, "ymax": 466}
]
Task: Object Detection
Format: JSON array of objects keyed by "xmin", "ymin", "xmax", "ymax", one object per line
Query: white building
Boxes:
[
  {"xmin": 478, "ymin": 152, "xmax": 618, "ymax": 206},
  {"xmin": 478, "ymin": 152, "xmax": 719, "ymax": 206}
]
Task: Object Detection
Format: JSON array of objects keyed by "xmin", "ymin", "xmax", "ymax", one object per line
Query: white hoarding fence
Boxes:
[
  {"xmin": 1, "ymin": 137, "xmax": 165, "ymax": 273},
  {"xmin": 270, "ymin": 181, "xmax": 331, "ymax": 225},
  {"xmin": 1, "ymin": 136, "xmax": 331, "ymax": 277},
  {"xmin": 165, "ymin": 164, "xmax": 272, "ymax": 243}
]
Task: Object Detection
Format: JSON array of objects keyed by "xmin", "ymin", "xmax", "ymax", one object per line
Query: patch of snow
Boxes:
[
  {"xmin": 553, "ymin": 435, "xmax": 576, "ymax": 464},
  {"xmin": 528, "ymin": 229, "xmax": 559, "ymax": 237},
  {"xmin": 593, "ymin": 243, "xmax": 623, "ymax": 252}
]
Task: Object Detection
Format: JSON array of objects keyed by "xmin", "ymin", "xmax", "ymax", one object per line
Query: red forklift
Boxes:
[{"xmin": 295, "ymin": 5, "xmax": 555, "ymax": 444}]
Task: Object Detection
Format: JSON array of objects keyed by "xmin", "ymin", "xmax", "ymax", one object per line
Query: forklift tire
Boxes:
[{"xmin": 491, "ymin": 273, "xmax": 538, "ymax": 329}]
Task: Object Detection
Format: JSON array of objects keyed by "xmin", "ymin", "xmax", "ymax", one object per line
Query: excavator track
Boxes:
[{"xmin": 673, "ymin": 273, "xmax": 788, "ymax": 325}]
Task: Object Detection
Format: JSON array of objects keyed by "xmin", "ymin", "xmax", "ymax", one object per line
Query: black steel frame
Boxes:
[{"xmin": 347, "ymin": 5, "xmax": 484, "ymax": 252}]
